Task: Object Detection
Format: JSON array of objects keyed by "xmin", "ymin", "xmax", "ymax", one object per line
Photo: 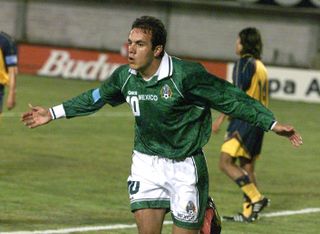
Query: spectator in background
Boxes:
[
  {"xmin": 0, "ymin": 31, "xmax": 18, "ymax": 116},
  {"xmin": 212, "ymin": 27, "xmax": 271, "ymax": 222},
  {"xmin": 21, "ymin": 17, "xmax": 302, "ymax": 234}
]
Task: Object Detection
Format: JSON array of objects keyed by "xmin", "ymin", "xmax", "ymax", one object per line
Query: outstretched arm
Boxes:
[
  {"xmin": 271, "ymin": 122, "xmax": 303, "ymax": 147},
  {"xmin": 21, "ymin": 104, "xmax": 53, "ymax": 128}
]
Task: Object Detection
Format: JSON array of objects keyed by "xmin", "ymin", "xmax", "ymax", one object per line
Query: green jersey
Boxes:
[{"xmin": 61, "ymin": 53, "xmax": 275, "ymax": 159}]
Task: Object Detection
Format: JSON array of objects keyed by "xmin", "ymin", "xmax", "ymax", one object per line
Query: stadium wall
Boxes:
[{"xmin": 0, "ymin": 0, "xmax": 319, "ymax": 69}]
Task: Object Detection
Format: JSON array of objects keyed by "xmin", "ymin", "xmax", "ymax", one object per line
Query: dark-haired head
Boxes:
[
  {"xmin": 131, "ymin": 16, "xmax": 167, "ymax": 57},
  {"xmin": 239, "ymin": 27, "xmax": 263, "ymax": 59}
]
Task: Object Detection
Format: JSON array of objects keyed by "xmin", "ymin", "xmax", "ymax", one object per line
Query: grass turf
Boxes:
[{"xmin": 0, "ymin": 74, "xmax": 319, "ymax": 233}]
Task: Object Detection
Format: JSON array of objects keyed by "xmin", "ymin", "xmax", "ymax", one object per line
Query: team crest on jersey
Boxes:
[{"xmin": 160, "ymin": 84, "xmax": 172, "ymax": 99}]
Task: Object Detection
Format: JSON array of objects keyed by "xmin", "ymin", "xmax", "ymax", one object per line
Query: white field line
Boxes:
[
  {"xmin": 2, "ymin": 208, "xmax": 320, "ymax": 234},
  {"xmin": 260, "ymin": 207, "xmax": 320, "ymax": 217}
]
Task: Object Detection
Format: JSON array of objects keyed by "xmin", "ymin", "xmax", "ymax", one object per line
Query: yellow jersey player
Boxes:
[
  {"xmin": 0, "ymin": 31, "xmax": 18, "ymax": 115},
  {"xmin": 212, "ymin": 27, "xmax": 270, "ymax": 222}
]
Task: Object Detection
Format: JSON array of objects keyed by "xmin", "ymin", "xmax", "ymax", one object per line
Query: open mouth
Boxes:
[{"xmin": 128, "ymin": 56, "xmax": 134, "ymax": 63}]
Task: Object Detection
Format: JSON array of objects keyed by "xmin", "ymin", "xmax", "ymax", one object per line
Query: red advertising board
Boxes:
[{"xmin": 18, "ymin": 44, "xmax": 227, "ymax": 81}]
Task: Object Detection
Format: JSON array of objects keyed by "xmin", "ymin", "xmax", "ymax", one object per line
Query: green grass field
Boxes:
[{"xmin": 0, "ymin": 74, "xmax": 319, "ymax": 233}]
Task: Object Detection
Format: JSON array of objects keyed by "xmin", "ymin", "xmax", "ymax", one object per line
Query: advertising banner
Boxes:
[
  {"xmin": 268, "ymin": 66, "xmax": 320, "ymax": 103},
  {"xmin": 18, "ymin": 44, "xmax": 227, "ymax": 81},
  {"xmin": 18, "ymin": 44, "xmax": 126, "ymax": 81}
]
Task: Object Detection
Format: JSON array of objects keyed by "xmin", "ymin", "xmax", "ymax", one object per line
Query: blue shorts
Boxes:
[{"xmin": 225, "ymin": 118, "xmax": 265, "ymax": 158}]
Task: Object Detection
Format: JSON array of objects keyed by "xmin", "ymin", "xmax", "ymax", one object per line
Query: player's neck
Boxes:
[{"xmin": 139, "ymin": 59, "xmax": 161, "ymax": 80}]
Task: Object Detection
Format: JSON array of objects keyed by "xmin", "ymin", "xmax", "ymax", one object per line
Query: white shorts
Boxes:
[{"xmin": 127, "ymin": 150, "xmax": 209, "ymax": 229}]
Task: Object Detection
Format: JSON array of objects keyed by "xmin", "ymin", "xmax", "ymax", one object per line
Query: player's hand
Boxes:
[
  {"xmin": 212, "ymin": 114, "xmax": 226, "ymax": 134},
  {"xmin": 212, "ymin": 121, "xmax": 221, "ymax": 134},
  {"xmin": 21, "ymin": 104, "xmax": 52, "ymax": 128},
  {"xmin": 272, "ymin": 122, "xmax": 303, "ymax": 147}
]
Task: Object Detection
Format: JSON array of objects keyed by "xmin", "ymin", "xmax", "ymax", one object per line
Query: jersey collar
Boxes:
[{"xmin": 128, "ymin": 52, "xmax": 173, "ymax": 81}]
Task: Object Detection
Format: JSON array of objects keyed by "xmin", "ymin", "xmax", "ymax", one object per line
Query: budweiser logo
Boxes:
[{"xmin": 37, "ymin": 50, "xmax": 122, "ymax": 81}]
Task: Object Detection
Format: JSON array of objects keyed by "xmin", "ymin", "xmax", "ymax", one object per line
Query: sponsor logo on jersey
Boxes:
[
  {"xmin": 127, "ymin": 91, "xmax": 158, "ymax": 101},
  {"xmin": 128, "ymin": 90, "xmax": 137, "ymax": 95},
  {"xmin": 138, "ymin": 94, "xmax": 158, "ymax": 101},
  {"xmin": 160, "ymin": 84, "xmax": 172, "ymax": 99}
]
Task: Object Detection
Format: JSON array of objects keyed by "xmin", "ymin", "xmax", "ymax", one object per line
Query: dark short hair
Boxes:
[
  {"xmin": 239, "ymin": 27, "xmax": 263, "ymax": 59},
  {"xmin": 131, "ymin": 16, "xmax": 167, "ymax": 57}
]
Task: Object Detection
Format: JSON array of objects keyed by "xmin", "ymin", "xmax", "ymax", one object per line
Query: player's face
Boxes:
[
  {"xmin": 235, "ymin": 36, "xmax": 243, "ymax": 56},
  {"xmin": 127, "ymin": 28, "xmax": 155, "ymax": 73}
]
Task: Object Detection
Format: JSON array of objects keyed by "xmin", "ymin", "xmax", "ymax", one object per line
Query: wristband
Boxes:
[
  {"xmin": 270, "ymin": 121, "xmax": 278, "ymax": 130},
  {"xmin": 49, "ymin": 104, "xmax": 66, "ymax": 119}
]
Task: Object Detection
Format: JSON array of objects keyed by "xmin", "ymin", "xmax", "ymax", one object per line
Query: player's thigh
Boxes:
[
  {"xmin": 128, "ymin": 152, "xmax": 171, "ymax": 212},
  {"xmin": 170, "ymin": 153, "xmax": 208, "ymax": 231},
  {"xmin": 134, "ymin": 208, "xmax": 166, "ymax": 234},
  {"xmin": 219, "ymin": 151, "xmax": 236, "ymax": 164},
  {"xmin": 172, "ymin": 224, "xmax": 199, "ymax": 234}
]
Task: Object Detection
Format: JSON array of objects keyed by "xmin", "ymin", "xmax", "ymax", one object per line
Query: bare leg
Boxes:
[
  {"xmin": 219, "ymin": 152, "xmax": 245, "ymax": 180},
  {"xmin": 240, "ymin": 157, "xmax": 257, "ymax": 185},
  {"xmin": 172, "ymin": 225, "xmax": 199, "ymax": 234},
  {"xmin": 134, "ymin": 208, "xmax": 166, "ymax": 234}
]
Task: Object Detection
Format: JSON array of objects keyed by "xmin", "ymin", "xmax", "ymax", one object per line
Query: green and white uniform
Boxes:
[{"xmin": 50, "ymin": 53, "xmax": 275, "ymax": 229}]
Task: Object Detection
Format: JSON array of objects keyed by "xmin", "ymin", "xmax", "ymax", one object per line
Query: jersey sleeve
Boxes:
[
  {"xmin": 182, "ymin": 64, "xmax": 275, "ymax": 131},
  {"xmin": 62, "ymin": 66, "xmax": 126, "ymax": 118},
  {"xmin": 1, "ymin": 34, "xmax": 18, "ymax": 67}
]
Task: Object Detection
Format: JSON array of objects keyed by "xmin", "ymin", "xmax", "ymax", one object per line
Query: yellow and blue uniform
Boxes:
[
  {"xmin": 222, "ymin": 55, "xmax": 269, "ymax": 159},
  {"xmin": 0, "ymin": 31, "xmax": 18, "ymax": 111}
]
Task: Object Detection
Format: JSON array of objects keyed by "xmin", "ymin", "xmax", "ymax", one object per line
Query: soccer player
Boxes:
[
  {"xmin": 212, "ymin": 27, "xmax": 273, "ymax": 222},
  {"xmin": 0, "ymin": 31, "xmax": 18, "ymax": 116},
  {"xmin": 21, "ymin": 16, "xmax": 302, "ymax": 234}
]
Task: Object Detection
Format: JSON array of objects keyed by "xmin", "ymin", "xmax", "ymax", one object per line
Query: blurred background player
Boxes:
[
  {"xmin": 212, "ymin": 27, "xmax": 270, "ymax": 222},
  {"xmin": 0, "ymin": 31, "xmax": 18, "ymax": 117}
]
